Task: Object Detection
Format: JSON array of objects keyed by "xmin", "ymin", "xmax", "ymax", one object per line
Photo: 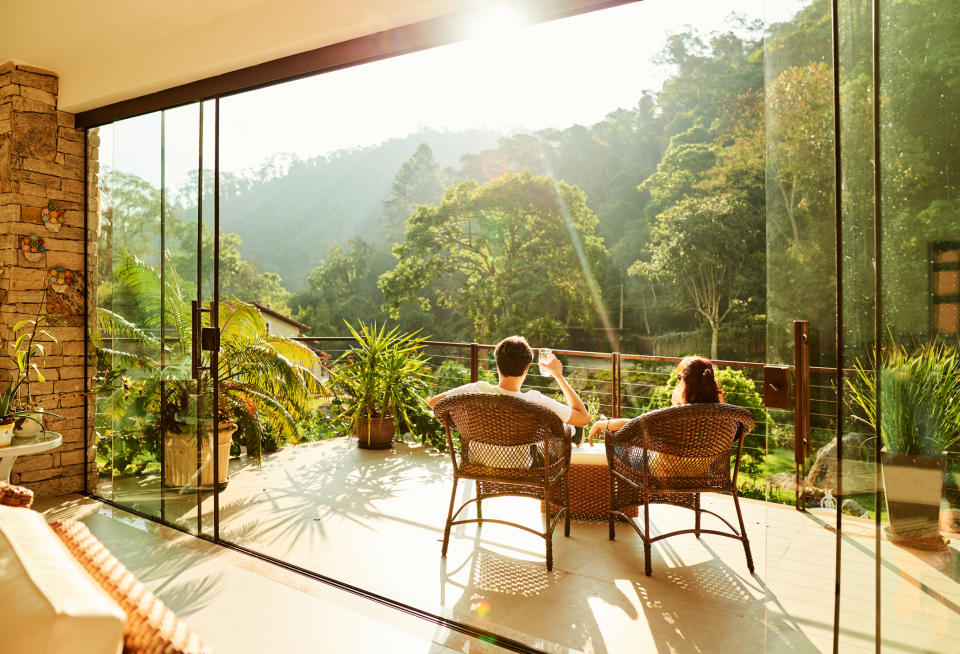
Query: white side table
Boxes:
[{"xmin": 0, "ymin": 432, "xmax": 62, "ymax": 482}]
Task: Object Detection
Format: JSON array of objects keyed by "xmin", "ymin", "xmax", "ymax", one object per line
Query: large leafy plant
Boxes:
[
  {"xmin": 847, "ymin": 341, "xmax": 960, "ymax": 457},
  {"xmin": 95, "ymin": 254, "xmax": 323, "ymax": 461},
  {"xmin": 329, "ymin": 321, "xmax": 431, "ymax": 444}
]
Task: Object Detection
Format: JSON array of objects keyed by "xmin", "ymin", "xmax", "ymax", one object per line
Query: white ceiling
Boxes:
[{"xmin": 1, "ymin": 0, "xmax": 483, "ymax": 113}]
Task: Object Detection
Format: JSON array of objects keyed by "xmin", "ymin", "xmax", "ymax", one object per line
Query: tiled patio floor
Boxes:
[{"xmin": 79, "ymin": 438, "xmax": 960, "ymax": 652}]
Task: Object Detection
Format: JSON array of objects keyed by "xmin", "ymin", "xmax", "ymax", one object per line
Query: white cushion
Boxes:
[
  {"xmin": 570, "ymin": 447, "xmax": 608, "ymax": 466},
  {"xmin": 0, "ymin": 505, "xmax": 126, "ymax": 654}
]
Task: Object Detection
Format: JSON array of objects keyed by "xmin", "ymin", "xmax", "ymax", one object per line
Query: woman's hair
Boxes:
[{"xmin": 672, "ymin": 355, "xmax": 724, "ymax": 404}]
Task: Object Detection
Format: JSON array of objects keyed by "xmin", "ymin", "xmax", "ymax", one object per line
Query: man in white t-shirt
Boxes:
[{"xmin": 428, "ymin": 335, "xmax": 590, "ymax": 446}]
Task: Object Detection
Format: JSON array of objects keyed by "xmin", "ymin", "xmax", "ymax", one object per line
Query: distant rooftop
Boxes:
[{"xmin": 249, "ymin": 301, "xmax": 311, "ymax": 333}]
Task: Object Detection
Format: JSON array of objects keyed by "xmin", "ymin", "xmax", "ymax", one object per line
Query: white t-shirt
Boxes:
[{"xmin": 443, "ymin": 381, "xmax": 574, "ymax": 424}]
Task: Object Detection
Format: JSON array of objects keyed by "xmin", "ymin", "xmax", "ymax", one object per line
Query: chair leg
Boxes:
[
  {"xmin": 643, "ymin": 501, "xmax": 652, "ymax": 577},
  {"xmin": 544, "ymin": 488, "xmax": 555, "ymax": 571},
  {"xmin": 694, "ymin": 492, "xmax": 701, "ymax": 538},
  {"xmin": 475, "ymin": 480, "xmax": 482, "ymax": 521},
  {"xmin": 544, "ymin": 494, "xmax": 551, "ymax": 534},
  {"xmin": 442, "ymin": 477, "xmax": 458, "ymax": 557},
  {"xmin": 732, "ymin": 491, "xmax": 754, "ymax": 573},
  {"xmin": 564, "ymin": 475, "xmax": 571, "ymax": 537},
  {"xmin": 608, "ymin": 474, "xmax": 616, "ymax": 541},
  {"xmin": 546, "ymin": 531, "xmax": 554, "ymax": 572}
]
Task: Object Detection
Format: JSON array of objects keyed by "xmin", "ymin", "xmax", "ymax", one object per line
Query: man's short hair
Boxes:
[{"xmin": 495, "ymin": 335, "xmax": 533, "ymax": 377}]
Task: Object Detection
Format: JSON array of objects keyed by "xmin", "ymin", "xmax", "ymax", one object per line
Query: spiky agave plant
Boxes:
[
  {"xmin": 329, "ymin": 320, "xmax": 431, "ymax": 445},
  {"xmin": 94, "ymin": 253, "xmax": 323, "ymax": 462}
]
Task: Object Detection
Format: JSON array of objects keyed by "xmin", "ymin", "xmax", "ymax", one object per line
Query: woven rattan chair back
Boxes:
[
  {"xmin": 435, "ymin": 393, "xmax": 570, "ymax": 479},
  {"xmin": 615, "ymin": 403, "xmax": 756, "ymax": 485},
  {"xmin": 606, "ymin": 402, "xmax": 757, "ymax": 576},
  {"xmin": 433, "ymin": 392, "xmax": 572, "ymax": 570}
]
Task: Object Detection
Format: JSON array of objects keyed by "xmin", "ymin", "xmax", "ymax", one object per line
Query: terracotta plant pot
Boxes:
[
  {"xmin": 881, "ymin": 448, "xmax": 946, "ymax": 541},
  {"xmin": 356, "ymin": 417, "xmax": 395, "ymax": 450},
  {"xmin": 163, "ymin": 421, "xmax": 237, "ymax": 490},
  {"xmin": 0, "ymin": 421, "xmax": 14, "ymax": 448}
]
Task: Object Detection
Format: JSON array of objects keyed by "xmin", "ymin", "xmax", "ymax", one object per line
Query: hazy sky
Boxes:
[{"xmin": 101, "ymin": 0, "xmax": 807, "ymax": 188}]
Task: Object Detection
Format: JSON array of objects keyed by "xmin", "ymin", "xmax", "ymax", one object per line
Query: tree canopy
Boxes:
[{"xmin": 379, "ymin": 172, "xmax": 610, "ymax": 345}]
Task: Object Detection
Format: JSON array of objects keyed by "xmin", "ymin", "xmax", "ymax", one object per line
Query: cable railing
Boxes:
[{"xmin": 291, "ymin": 333, "xmax": 889, "ymax": 511}]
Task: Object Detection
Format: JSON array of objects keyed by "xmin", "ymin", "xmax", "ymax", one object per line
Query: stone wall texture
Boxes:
[{"xmin": 0, "ymin": 61, "xmax": 98, "ymax": 495}]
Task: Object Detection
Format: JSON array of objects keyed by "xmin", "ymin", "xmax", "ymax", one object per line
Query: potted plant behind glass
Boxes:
[
  {"xmin": 95, "ymin": 254, "xmax": 324, "ymax": 487},
  {"xmin": 330, "ymin": 321, "xmax": 431, "ymax": 449},
  {"xmin": 848, "ymin": 341, "xmax": 960, "ymax": 541}
]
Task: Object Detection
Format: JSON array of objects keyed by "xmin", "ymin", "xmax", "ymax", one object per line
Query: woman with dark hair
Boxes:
[
  {"xmin": 669, "ymin": 355, "xmax": 725, "ymax": 405},
  {"xmin": 588, "ymin": 354, "xmax": 724, "ymax": 442}
]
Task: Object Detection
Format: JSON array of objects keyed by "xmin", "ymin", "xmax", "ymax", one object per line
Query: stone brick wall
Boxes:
[{"xmin": 0, "ymin": 61, "xmax": 97, "ymax": 495}]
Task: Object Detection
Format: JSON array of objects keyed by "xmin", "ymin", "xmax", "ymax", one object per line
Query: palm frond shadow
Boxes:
[
  {"xmin": 209, "ymin": 441, "xmax": 451, "ymax": 551},
  {"xmin": 153, "ymin": 574, "xmax": 227, "ymax": 617}
]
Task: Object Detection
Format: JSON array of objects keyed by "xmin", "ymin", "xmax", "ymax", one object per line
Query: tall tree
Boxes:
[
  {"xmin": 630, "ymin": 193, "xmax": 762, "ymax": 359},
  {"xmin": 382, "ymin": 143, "xmax": 446, "ymax": 242},
  {"xmin": 379, "ymin": 172, "xmax": 610, "ymax": 344},
  {"xmin": 290, "ymin": 239, "xmax": 393, "ymax": 336}
]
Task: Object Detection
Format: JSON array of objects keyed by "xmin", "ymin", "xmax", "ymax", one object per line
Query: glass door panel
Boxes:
[
  {"xmin": 157, "ymin": 103, "xmax": 208, "ymax": 534},
  {"xmin": 763, "ymin": 0, "xmax": 843, "ymax": 650},
  {"xmin": 875, "ymin": 1, "xmax": 960, "ymax": 651},
  {"xmin": 93, "ymin": 104, "xmax": 215, "ymax": 536},
  {"xmin": 95, "ymin": 112, "xmax": 163, "ymax": 517}
]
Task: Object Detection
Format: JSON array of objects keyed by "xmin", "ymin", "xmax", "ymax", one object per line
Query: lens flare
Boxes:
[{"xmin": 470, "ymin": 599, "xmax": 492, "ymax": 618}]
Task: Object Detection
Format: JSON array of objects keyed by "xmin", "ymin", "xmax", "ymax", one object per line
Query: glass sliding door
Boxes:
[
  {"xmin": 92, "ymin": 104, "xmax": 217, "ymax": 536},
  {"xmin": 871, "ymin": 1, "xmax": 960, "ymax": 651},
  {"xmin": 762, "ymin": 1, "xmax": 844, "ymax": 650},
  {"xmin": 78, "ymin": 0, "xmax": 960, "ymax": 650},
  {"xmin": 94, "ymin": 112, "xmax": 163, "ymax": 517}
]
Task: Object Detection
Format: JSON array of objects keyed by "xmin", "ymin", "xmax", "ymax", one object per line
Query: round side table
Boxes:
[{"xmin": 0, "ymin": 431, "xmax": 63, "ymax": 482}]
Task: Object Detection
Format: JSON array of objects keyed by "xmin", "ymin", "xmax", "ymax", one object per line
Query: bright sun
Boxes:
[{"xmin": 466, "ymin": 5, "xmax": 526, "ymax": 41}]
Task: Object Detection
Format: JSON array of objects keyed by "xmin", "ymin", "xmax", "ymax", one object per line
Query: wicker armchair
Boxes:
[
  {"xmin": 433, "ymin": 393, "xmax": 571, "ymax": 571},
  {"xmin": 605, "ymin": 403, "xmax": 756, "ymax": 576}
]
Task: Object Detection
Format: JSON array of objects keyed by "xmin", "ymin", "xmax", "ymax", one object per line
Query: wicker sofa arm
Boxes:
[
  {"xmin": 0, "ymin": 481, "xmax": 212, "ymax": 653},
  {"xmin": 0, "ymin": 481, "xmax": 35, "ymax": 508}
]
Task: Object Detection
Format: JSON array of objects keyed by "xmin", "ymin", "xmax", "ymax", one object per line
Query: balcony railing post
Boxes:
[
  {"xmin": 612, "ymin": 352, "xmax": 621, "ymax": 419},
  {"xmin": 470, "ymin": 343, "xmax": 479, "ymax": 383},
  {"xmin": 794, "ymin": 320, "xmax": 810, "ymax": 511}
]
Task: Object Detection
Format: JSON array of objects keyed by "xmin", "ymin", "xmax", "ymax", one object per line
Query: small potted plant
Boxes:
[
  {"xmin": 1, "ymin": 300, "xmax": 61, "ymax": 445},
  {"xmin": 330, "ymin": 321, "xmax": 431, "ymax": 449},
  {"xmin": 848, "ymin": 341, "xmax": 960, "ymax": 541}
]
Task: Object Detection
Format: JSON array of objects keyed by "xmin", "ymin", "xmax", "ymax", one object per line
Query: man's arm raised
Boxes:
[{"xmin": 539, "ymin": 349, "xmax": 590, "ymax": 427}]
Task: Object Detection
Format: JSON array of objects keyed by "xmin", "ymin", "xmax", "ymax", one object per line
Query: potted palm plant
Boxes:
[
  {"xmin": 848, "ymin": 341, "xmax": 960, "ymax": 541},
  {"xmin": 330, "ymin": 321, "xmax": 431, "ymax": 449},
  {"xmin": 95, "ymin": 254, "xmax": 323, "ymax": 487}
]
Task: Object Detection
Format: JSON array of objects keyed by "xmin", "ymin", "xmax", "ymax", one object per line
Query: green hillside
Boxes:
[{"xmin": 213, "ymin": 129, "xmax": 501, "ymax": 289}]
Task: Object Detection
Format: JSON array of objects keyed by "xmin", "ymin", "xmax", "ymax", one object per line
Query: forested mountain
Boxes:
[{"xmin": 181, "ymin": 129, "xmax": 503, "ymax": 289}]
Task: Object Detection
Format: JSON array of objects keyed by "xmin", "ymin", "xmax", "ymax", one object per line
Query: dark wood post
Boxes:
[
  {"xmin": 470, "ymin": 343, "xmax": 479, "ymax": 383},
  {"xmin": 610, "ymin": 352, "xmax": 622, "ymax": 418},
  {"xmin": 793, "ymin": 320, "xmax": 810, "ymax": 510}
]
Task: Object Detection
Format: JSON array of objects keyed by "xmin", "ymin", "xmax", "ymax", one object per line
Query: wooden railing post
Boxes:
[
  {"xmin": 612, "ymin": 352, "xmax": 621, "ymax": 419},
  {"xmin": 793, "ymin": 320, "xmax": 810, "ymax": 511},
  {"xmin": 470, "ymin": 343, "xmax": 479, "ymax": 383}
]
